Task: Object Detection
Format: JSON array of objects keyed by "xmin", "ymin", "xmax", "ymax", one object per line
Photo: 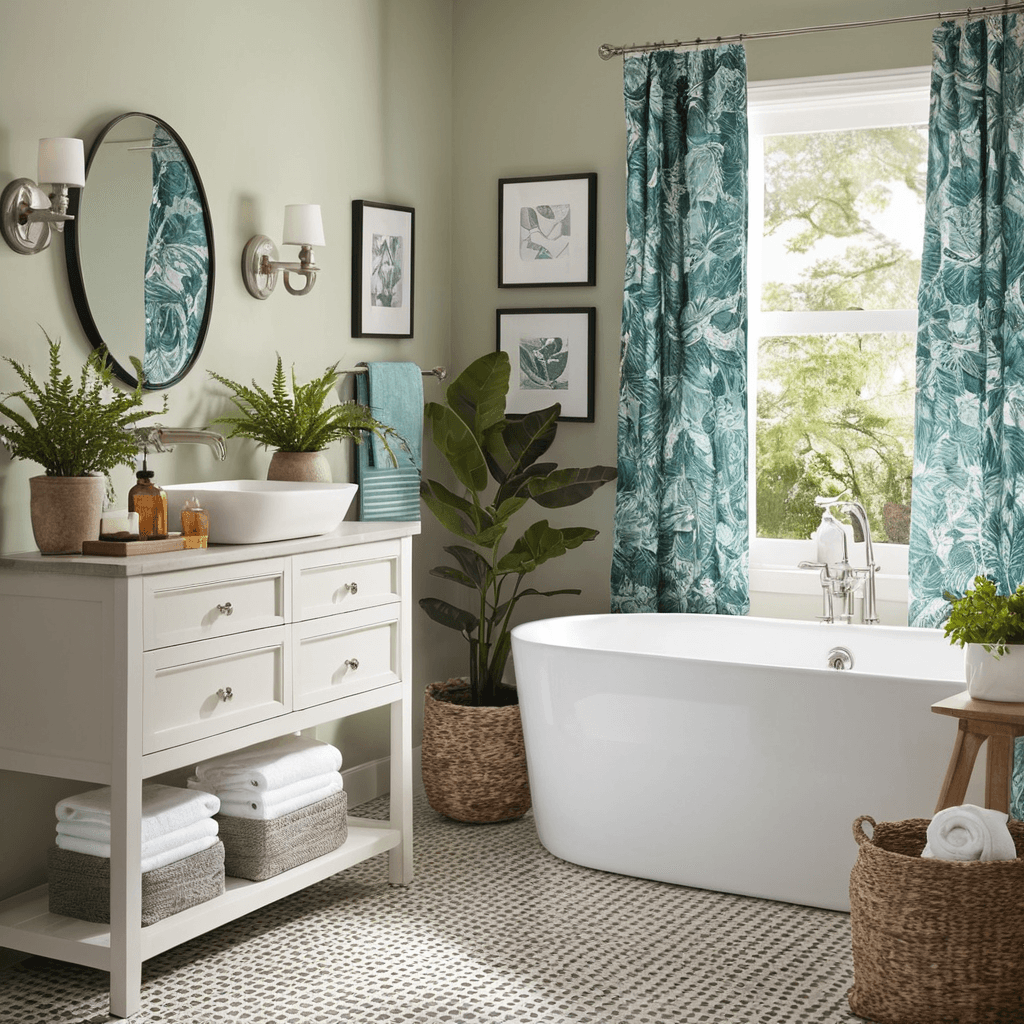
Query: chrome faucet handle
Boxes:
[{"xmin": 798, "ymin": 560, "xmax": 827, "ymax": 570}]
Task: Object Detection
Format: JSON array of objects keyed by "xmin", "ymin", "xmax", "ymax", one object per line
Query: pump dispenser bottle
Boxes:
[{"xmin": 128, "ymin": 456, "xmax": 168, "ymax": 541}]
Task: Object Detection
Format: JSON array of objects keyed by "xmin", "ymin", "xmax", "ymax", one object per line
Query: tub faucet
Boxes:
[
  {"xmin": 798, "ymin": 496, "xmax": 880, "ymax": 624},
  {"xmin": 134, "ymin": 426, "xmax": 227, "ymax": 461}
]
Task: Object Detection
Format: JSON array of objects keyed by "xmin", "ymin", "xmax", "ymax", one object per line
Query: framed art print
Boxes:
[
  {"xmin": 496, "ymin": 307, "xmax": 595, "ymax": 422},
  {"xmin": 352, "ymin": 200, "xmax": 414, "ymax": 337},
  {"xmin": 498, "ymin": 173, "xmax": 596, "ymax": 287}
]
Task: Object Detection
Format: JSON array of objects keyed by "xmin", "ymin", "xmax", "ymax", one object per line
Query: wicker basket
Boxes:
[
  {"xmin": 421, "ymin": 678, "xmax": 531, "ymax": 823},
  {"xmin": 848, "ymin": 815, "xmax": 1024, "ymax": 1024}
]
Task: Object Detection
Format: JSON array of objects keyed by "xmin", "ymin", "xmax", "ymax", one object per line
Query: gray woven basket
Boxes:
[{"xmin": 848, "ymin": 815, "xmax": 1024, "ymax": 1024}]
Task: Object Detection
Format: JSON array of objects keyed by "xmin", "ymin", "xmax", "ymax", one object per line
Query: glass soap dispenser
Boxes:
[{"xmin": 128, "ymin": 456, "xmax": 168, "ymax": 541}]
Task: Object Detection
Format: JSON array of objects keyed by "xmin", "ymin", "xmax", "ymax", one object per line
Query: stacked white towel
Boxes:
[
  {"xmin": 922, "ymin": 804, "xmax": 1018, "ymax": 862},
  {"xmin": 54, "ymin": 784, "xmax": 221, "ymax": 873},
  {"xmin": 190, "ymin": 735, "xmax": 343, "ymax": 821}
]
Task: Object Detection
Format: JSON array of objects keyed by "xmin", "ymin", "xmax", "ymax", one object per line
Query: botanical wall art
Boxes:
[
  {"xmin": 498, "ymin": 173, "xmax": 597, "ymax": 287},
  {"xmin": 351, "ymin": 200, "xmax": 415, "ymax": 337},
  {"xmin": 496, "ymin": 307, "xmax": 595, "ymax": 421}
]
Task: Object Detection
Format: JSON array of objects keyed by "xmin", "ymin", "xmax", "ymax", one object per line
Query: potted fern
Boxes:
[
  {"xmin": 0, "ymin": 330, "xmax": 165, "ymax": 554},
  {"xmin": 418, "ymin": 350, "xmax": 616, "ymax": 822},
  {"xmin": 209, "ymin": 356, "xmax": 400, "ymax": 481},
  {"xmin": 944, "ymin": 575, "xmax": 1024, "ymax": 702}
]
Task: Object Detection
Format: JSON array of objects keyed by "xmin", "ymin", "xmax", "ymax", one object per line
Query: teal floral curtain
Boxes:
[
  {"xmin": 611, "ymin": 45, "xmax": 749, "ymax": 614},
  {"xmin": 909, "ymin": 14, "xmax": 1024, "ymax": 629},
  {"xmin": 143, "ymin": 126, "xmax": 209, "ymax": 384}
]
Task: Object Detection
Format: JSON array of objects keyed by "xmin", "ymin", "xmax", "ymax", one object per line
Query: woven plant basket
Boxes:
[
  {"xmin": 421, "ymin": 678, "xmax": 531, "ymax": 823},
  {"xmin": 848, "ymin": 815, "xmax": 1024, "ymax": 1024}
]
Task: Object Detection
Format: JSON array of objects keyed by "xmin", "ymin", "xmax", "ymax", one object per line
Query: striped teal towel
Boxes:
[{"xmin": 355, "ymin": 362, "xmax": 422, "ymax": 521}]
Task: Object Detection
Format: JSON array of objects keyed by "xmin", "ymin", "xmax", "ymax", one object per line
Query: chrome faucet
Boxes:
[
  {"xmin": 798, "ymin": 496, "xmax": 880, "ymax": 624},
  {"xmin": 134, "ymin": 426, "xmax": 227, "ymax": 461}
]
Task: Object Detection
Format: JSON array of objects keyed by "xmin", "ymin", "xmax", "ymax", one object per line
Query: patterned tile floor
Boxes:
[{"xmin": 0, "ymin": 793, "xmax": 862, "ymax": 1024}]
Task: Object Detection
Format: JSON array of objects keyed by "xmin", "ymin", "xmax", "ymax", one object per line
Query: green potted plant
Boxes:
[
  {"xmin": 944, "ymin": 575, "xmax": 1024, "ymax": 702},
  {"xmin": 209, "ymin": 356, "xmax": 401, "ymax": 481},
  {"xmin": 419, "ymin": 350, "xmax": 616, "ymax": 822},
  {"xmin": 0, "ymin": 330, "xmax": 165, "ymax": 554}
]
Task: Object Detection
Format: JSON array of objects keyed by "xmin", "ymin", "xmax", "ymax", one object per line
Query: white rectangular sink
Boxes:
[{"xmin": 164, "ymin": 480, "xmax": 358, "ymax": 545}]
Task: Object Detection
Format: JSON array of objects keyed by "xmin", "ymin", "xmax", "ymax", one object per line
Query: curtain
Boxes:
[
  {"xmin": 610, "ymin": 45, "xmax": 749, "ymax": 615},
  {"xmin": 909, "ymin": 14, "xmax": 1024, "ymax": 629},
  {"xmin": 143, "ymin": 125, "xmax": 210, "ymax": 384}
]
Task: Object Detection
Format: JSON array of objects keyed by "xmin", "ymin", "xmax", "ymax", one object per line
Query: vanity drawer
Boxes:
[
  {"xmin": 144, "ymin": 559, "xmax": 288, "ymax": 650},
  {"xmin": 142, "ymin": 627, "xmax": 290, "ymax": 754},
  {"xmin": 293, "ymin": 606, "xmax": 400, "ymax": 710},
  {"xmin": 292, "ymin": 541, "xmax": 400, "ymax": 621}
]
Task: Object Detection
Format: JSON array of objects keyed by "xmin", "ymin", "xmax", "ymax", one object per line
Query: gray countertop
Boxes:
[{"xmin": 0, "ymin": 520, "xmax": 420, "ymax": 577}]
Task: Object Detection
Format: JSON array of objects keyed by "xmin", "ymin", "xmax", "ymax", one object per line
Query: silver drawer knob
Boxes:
[
  {"xmin": 216, "ymin": 687, "xmax": 234, "ymax": 702},
  {"xmin": 345, "ymin": 658, "xmax": 359, "ymax": 670},
  {"xmin": 217, "ymin": 602, "xmax": 233, "ymax": 616},
  {"xmin": 347, "ymin": 582, "xmax": 359, "ymax": 595}
]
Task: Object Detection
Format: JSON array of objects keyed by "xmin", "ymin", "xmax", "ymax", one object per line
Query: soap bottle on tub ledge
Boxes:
[{"xmin": 128, "ymin": 456, "xmax": 168, "ymax": 541}]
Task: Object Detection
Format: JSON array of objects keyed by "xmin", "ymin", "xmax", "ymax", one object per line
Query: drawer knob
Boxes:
[
  {"xmin": 347, "ymin": 582, "xmax": 359, "ymax": 595},
  {"xmin": 217, "ymin": 687, "xmax": 234, "ymax": 702},
  {"xmin": 345, "ymin": 658, "xmax": 359, "ymax": 671},
  {"xmin": 217, "ymin": 602, "xmax": 234, "ymax": 616}
]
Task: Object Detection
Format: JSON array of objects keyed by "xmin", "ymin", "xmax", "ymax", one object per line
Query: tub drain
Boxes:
[{"xmin": 827, "ymin": 646, "xmax": 853, "ymax": 670}]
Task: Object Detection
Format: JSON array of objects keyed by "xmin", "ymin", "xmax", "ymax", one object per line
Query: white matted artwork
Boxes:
[
  {"xmin": 498, "ymin": 173, "xmax": 597, "ymax": 287},
  {"xmin": 351, "ymin": 200, "xmax": 414, "ymax": 337},
  {"xmin": 496, "ymin": 307, "xmax": 596, "ymax": 422}
]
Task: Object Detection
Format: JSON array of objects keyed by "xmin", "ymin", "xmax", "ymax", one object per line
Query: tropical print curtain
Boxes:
[
  {"xmin": 143, "ymin": 125, "xmax": 210, "ymax": 384},
  {"xmin": 909, "ymin": 14, "xmax": 1024, "ymax": 630},
  {"xmin": 610, "ymin": 45, "xmax": 749, "ymax": 615}
]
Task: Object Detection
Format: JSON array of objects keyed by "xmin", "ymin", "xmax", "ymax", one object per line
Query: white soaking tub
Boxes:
[{"xmin": 510, "ymin": 613, "xmax": 977, "ymax": 911}]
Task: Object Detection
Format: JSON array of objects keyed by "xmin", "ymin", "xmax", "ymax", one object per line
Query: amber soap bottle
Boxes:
[{"xmin": 128, "ymin": 464, "xmax": 168, "ymax": 541}]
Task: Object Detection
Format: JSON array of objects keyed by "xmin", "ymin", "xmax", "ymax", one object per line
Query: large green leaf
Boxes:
[
  {"xmin": 528, "ymin": 466, "xmax": 618, "ymax": 508},
  {"xmin": 445, "ymin": 350, "xmax": 509, "ymax": 443},
  {"xmin": 485, "ymin": 404, "xmax": 559, "ymax": 483},
  {"xmin": 424, "ymin": 403, "xmax": 488, "ymax": 493},
  {"xmin": 496, "ymin": 520, "xmax": 599, "ymax": 574},
  {"xmin": 418, "ymin": 597, "xmax": 478, "ymax": 635},
  {"xmin": 420, "ymin": 478, "xmax": 508, "ymax": 548},
  {"xmin": 494, "ymin": 462, "xmax": 558, "ymax": 507},
  {"xmin": 428, "ymin": 565, "xmax": 478, "ymax": 589},
  {"xmin": 443, "ymin": 545, "xmax": 491, "ymax": 589}
]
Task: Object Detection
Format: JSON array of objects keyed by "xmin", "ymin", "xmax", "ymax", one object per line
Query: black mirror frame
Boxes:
[{"xmin": 64, "ymin": 111, "xmax": 216, "ymax": 391}]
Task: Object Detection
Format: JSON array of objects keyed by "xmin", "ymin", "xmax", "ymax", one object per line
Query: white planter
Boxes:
[{"xmin": 964, "ymin": 643, "xmax": 1024, "ymax": 702}]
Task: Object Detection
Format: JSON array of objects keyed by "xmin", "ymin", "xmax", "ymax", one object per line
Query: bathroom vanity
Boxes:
[{"xmin": 0, "ymin": 521, "xmax": 417, "ymax": 1018}]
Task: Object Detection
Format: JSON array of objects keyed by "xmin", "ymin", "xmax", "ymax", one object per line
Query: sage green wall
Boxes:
[
  {"xmin": 0, "ymin": 0, "xmax": 453, "ymax": 914},
  {"xmin": 446, "ymin": 0, "xmax": 941, "ymax": 641}
]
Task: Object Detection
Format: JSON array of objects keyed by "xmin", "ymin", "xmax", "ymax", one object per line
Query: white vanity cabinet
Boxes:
[{"xmin": 0, "ymin": 521, "xmax": 418, "ymax": 1019}]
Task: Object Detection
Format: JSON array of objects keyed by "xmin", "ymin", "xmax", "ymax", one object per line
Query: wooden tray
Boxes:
[{"xmin": 81, "ymin": 535, "xmax": 185, "ymax": 557}]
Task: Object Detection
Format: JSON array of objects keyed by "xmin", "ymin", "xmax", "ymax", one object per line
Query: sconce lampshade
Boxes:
[
  {"xmin": 282, "ymin": 204, "xmax": 325, "ymax": 247},
  {"xmin": 37, "ymin": 138, "xmax": 85, "ymax": 188}
]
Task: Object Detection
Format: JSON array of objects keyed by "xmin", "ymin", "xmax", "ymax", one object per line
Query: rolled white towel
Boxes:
[
  {"xmin": 54, "ymin": 832, "xmax": 219, "ymax": 873},
  {"xmin": 922, "ymin": 804, "xmax": 1018, "ymax": 862},
  {"xmin": 189, "ymin": 771, "xmax": 344, "ymax": 820},
  {"xmin": 55, "ymin": 784, "xmax": 220, "ymax": 842},
  {"xmin": 193, "ymin": 735, "xmax": 342, "ymax": 791},
  {"xmin": 56, "ymin": 816, "xmax": 218, "ymax": 856}
]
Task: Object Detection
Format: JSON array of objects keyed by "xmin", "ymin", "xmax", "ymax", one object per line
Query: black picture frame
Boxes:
[
  {"xmin": 498, "ymin": 173, "xmax": 597, "ymax": 288},
  {"xmin": 496, "ymin": 307, "xmax": 596, "ymax": 422},
  {"xmin": 351, "ymin": 200, "xmax": 415, "ymax": 337}
]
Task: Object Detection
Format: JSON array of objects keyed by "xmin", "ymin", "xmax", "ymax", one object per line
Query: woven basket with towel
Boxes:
[{"xmin": 848, "ymin": 813, "xmax": 1024, "ymax": 1024}]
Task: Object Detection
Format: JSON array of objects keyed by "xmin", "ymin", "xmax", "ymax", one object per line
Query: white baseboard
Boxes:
[{"xmin": 342, "ymin": 745, "xmax": 423, "ymax": 808}]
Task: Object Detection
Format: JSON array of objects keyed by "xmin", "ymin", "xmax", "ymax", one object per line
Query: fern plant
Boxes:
[
  {"xmin": 209, "ymin": 356, "xmax": 401, "ymax": 459},
  {"xmin": 0, "ymin": 329, "xmax": 164, "ymax": 478},
  {"xmin": 943, "ymin": 575, "xmax": 1024, "ymax": 658}
]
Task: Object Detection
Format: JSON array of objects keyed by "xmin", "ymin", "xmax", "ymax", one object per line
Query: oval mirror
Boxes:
[{"xmin": 65, "ymin": 112, "xmax": 215, "ymax": 390}]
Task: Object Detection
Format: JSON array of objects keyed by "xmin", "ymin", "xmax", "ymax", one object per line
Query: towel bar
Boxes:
[{"xmin": 342, "ymin": 365, "xmax": 447, "ymax": 381}]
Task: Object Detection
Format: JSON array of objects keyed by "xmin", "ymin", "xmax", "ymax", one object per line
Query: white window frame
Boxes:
[{"xmin": 746, "ymin": 67, "xmax": 930, "ymax": 603}]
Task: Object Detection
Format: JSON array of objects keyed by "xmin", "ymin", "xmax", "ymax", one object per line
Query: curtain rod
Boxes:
[{"xmin": 598, "ymin": 2, "xmax": 1024, "ymax": 59}]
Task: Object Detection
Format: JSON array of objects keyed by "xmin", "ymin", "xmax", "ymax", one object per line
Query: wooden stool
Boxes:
[{"xmin": 932, "ymin": 690, "xmax": 1024, "ymax": 815}]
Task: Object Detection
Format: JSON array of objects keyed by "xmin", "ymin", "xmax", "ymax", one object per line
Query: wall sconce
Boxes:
[
  {"xmin": 1, "ymin": 138, "xmax": 86, "ymax": 255},
  {"xmin": 241, "ymin": 204, "xmax": 324, "ymax": 299}
]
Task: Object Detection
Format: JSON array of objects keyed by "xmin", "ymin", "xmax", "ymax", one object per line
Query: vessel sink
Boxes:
[{"xmin": 164, "ymin": 480, "xmax": 358, "ymax": 545}]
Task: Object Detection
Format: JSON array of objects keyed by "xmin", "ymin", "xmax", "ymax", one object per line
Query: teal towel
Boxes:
[{"xmin": 355, "ymin": 362, "xmax": 423, "ymax": 521}]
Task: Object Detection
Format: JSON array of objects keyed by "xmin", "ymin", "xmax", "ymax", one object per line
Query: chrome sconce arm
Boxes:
[{"xmin": 242, "ymin": 205, "xmax": 324, "ymax": 299}]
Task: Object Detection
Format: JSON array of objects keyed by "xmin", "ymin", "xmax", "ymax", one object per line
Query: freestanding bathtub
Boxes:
[{"xmin": 510, "ymin": 613, "xmax": 980, "ymax": 912}]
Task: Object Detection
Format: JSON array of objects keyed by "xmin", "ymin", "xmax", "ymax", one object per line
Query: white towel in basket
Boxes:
[{"xmin": 921, "ymin": 804, "xmax": 1017, "ymax": 862}]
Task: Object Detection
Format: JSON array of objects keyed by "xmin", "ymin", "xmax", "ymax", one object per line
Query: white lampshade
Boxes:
[
  {"xmin": 282, "ymin": 204, "xmax": 325, "ymax": 247},
  {"xmin": 37, "ymin": 138, "xmax": 85, "ymax": 188}
]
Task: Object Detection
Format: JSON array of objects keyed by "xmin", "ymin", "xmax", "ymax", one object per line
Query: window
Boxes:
[{"xmin": 747, "ymin": 69, "xmax": 930, "ymax": 567}]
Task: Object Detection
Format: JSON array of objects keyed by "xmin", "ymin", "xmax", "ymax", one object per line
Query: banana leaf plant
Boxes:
[{"xmin": 419, "ymin": 350, "xmax": 616, "ymax": 706}]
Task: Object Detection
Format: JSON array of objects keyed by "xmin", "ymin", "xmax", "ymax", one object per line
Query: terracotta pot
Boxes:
[
  {"xmin": 28, "ymin": 475, "xmax": 105, "ymax": 555},
  {"xmin": 965, "ymin": 643, "xmax": 1024, "ymax": 702},
  {"xmin": 421, "ymin": 678, "xmax": 531, "ymax": 823},
  {"xmin": 267, "ymin": 450, "xmax": 332, "ymax": 483}
]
